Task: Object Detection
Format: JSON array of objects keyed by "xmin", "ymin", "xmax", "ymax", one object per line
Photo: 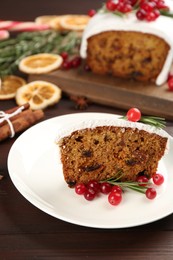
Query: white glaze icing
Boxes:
[
  {"xmin": 56, "ymin": 117, "xmax": 170, "ymax": 152},
  {"xmin": 80, "ymin": 0, "xmax": 173, "ymax": 85}
]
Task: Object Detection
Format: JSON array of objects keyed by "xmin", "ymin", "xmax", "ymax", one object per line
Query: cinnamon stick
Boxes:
[
  {"xmin": 0, "ymin": 103, "xmax": 30, "ymax": 128},
  {"xmin": 5, "ymin": 103, "xmax": 30, "ymax": 114},
  {"xmin": 0, "ymin": 109, "xmax": 44, "ymax": 142}
]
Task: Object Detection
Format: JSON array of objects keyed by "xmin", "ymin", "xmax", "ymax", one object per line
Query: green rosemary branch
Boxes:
[
  {"xmin": 0, "ymin": 30, "xmax": 81, "ymax": 77},
  {"xmin": 160, "ymin": 10, "xmax": 173, "ymax": 18},
  {"xmin": 100, "ymin": 175, "xmax": 150, "ymax": 194},
  {"xmin": 121, "ymin": 115, "xmax": 166, "ymax": 129},
  {"xmin": 140, "ymin": 116, "xmax": 166, "ymax": 128}
]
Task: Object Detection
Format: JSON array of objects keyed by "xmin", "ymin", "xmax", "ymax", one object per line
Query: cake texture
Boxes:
[
  {"xmin": 80, "ymin": 0, "xmax": 173, "ymax": 85},
  {"xmin": 57, "ymin": 118, "xmax": 169, "ymax": 187},
  {"xmin": 86, "ymin": 31, "xmax": 169, "ymax": 82}
]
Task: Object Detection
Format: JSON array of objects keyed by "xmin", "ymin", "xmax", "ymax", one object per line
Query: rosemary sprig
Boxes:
[
  {"xmin": 100, "ymin": 175, "xmax": 150, "ymax": 194},
  {"xmin": 160, "ymin": 10, "xmax": 173, "ymax": 18},
  {"xmin": 121, "ymin": 115, "xmax": 166, "ymax": 129},
  {"xmin": 140, "ymin": 116, "xmax": 166, "ymax": 128},
  {"xmin": 0, "ymin": 30, "xmax": 81, "ymax": 77}
]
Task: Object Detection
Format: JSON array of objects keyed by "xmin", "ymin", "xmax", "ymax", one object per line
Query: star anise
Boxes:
[{"xmin": 69, "ymin": 95, "xmax": 90, "ymax": 109}]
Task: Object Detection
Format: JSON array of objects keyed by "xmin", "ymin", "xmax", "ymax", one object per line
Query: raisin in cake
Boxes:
[
  {"xmin": 56, "ymin": 117, "xmax": 169, "ymax": 187},
  {"xmin": 80, "ymin": 0, "xmax": 173, "ymax": 85}
]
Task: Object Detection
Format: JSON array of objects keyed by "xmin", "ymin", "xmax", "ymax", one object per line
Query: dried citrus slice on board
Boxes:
[
  {"xmin": 0, "ymin": 75, "xmax": 26, "ymax": 100},
  {"xmin": 15, "ymin": 80, "xmax": 62, "ymax": 110},
  {"xmin": 59, "ymin": 15, "xmax": 90, "ymax": 31},
  {"xmin": 35, "ymin": 15, "xmax": 58, "ymax": 26},
  {"xmin": 49, "ymin": 15, "xmax": 68, "ymax": 30},
  {"xmin": 19, "ymin": 53, "xmax": 63, "ymax": 74}
]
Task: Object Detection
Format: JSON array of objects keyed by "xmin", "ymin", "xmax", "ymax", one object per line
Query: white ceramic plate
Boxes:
[{"xmin": 8, "ymin": 112, "xmax": 173, "ymax": 229}]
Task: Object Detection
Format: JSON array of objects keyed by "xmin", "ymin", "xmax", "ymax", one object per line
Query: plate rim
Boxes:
[{"xmin": 7, "ymin": 112, "xmax": 173, "ymax": 229}]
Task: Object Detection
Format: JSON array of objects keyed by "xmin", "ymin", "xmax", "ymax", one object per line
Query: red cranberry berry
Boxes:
[
  {"xmin": 106, "ymin": 0, "xmax": 118, "ymax": 11},
  {"xmin": 87, "ymin": 180, "xmax": 100, "ymax": 193},
  {"xmin": 62, "ymin": 60, "xmax": 72, "ymax": 69},
  {"xmin": 167, "ymin": 76, "xmax": 173, "ymax": 91},
  {"xmin": 140, "ymin": 2, "xmax": 155, "ymax": 12},
  {"xmin": 146, "ymin": 188, "xmax": 157, "ymax": 200},
  {"xmin": 100, "ymin": 182, "xmax": 112, "ymax": 194},
  {"xmin": 136, "ymin": 9, "xmax": 147, "ymax": 20},
  {"xmin": 137, "ymin": 176, "xmax": 149, "ymax": 186},
  {"xmin": 111, "ymin": 185, "xmax": 123, "ymax": 194},
  {"xmin": 71, "ymin": 56, "xmax": 82, "ymax": 68},
  {"xmin": 146, "ymin": 11, "xmax": 158, "ymax": 21},
  {"xmin": 152, "ymin": 173, "xmax": 164, "ymax": 185},
  {"xmin": 88, "ymin": 9, "xmax": 96, "ymax": 17},
  {"xmin": 126, "ymin": 107, "xmax": 141, "ymax": 122},
  {"xmin": 108, "ymin": 191, "xmax": 122, "ymax": 206},
  {"xmin": 75, "ymin": 183, "xmax": 87, "ymax": 195},
  {"xmin": 60, "ymin": 52, "xmax": 68, "ymax": 60},
  {"xmin": 84, "ymin": 189, "xmax": 96, "ymax": 201}
]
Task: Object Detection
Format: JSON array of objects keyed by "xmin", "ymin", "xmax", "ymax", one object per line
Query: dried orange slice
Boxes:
[
  {"xmin": 15, "ymin": 80, "xmax": 62, "ymax": 110},
  {"xmin": 19, "ymin": 53, "xmax": 63, "ymax": 74},
  {"xmin": 35, "ymin": 15, "xmax": 58, "ymax": 26},
  {"xmin": 49, "ymin": 15, "xmax": 68, "ymax": 30},
  {"xmin": 0, "ymin": 75, "xmax": 26, "ymax": 100},
  {"xmin": 59, "ymin": 15, "xmax": 90, "ymax": 31}
]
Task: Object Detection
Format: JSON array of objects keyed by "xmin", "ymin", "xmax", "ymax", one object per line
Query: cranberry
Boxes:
[
  {"xmin": 71, "ymin": 56, "xmax": 82, "ymax": 68},
  {"xmin": 136, "ymin": 9, "xmax": 147, "ymax": 20},
  {"xmin": 153, "ymin": 9, "xmax": 160, "ymax": 18},
  {"xmin": 146, "ymin": 188, "xmax": 157, "ymax": 199},
  {"xmin": 106, "ymin": 0, "xmax": 118, "ymax": 11},
  {"xmin": 108, "ymin": 191, "xmax": 122, "ymax": 206},
  {"xmin": 140, "ymin": 2, "xmax": 155, "ymax": 12},
  {"xmin": 87, "ymin": 180, "xmax": 100, "ymax": 193},
  {"xmin": 88, "ymin": 9, "xmax": 96, "ymax": 17},
  {"xmin": 60, "ymin": 52, "xmax": 68, "ymax": 60},
  {"xmin": 167, "ymin": 77, "xmax": 173, "ymax": 91},
  {"xmin": 137, "ymin": 176, "xmax": 149, "ymax": 186},
  {"xmin": 121, "ymin": 4, "xmax": 132, "ymax": 13},
  {"xmin": 126, "ymin": 107, "xmax": 141, "ymax": 122},
  {"xmin": 100, "ymin": 182, "xmax": 112, "ymax": 194},
  {"xmin": 62, "ymin": 60, "xmax": 72, "ymax": 69},
  {"xmin": 84, "ymin": 189, "xmax": 96, "ymax": 201},
  {"xmin": 156, "ymin": 1, "xmax": 169, "ymax": 10},
  {"xmin": 152, "ymin": 173, "xmax": 164, "ymax": 185},
  {"xmin": 111, "ymin": 185, "xmax": 123, "ymax": 194},
  {"xmin": 116, "ymin": 2, "xmax": 125, "ymax": 12},
  {"xmin": 75, "ymin": 183, "xmax": 87, "ymax": 195},
  {"xmin": 146, "ymin": 11, "xmax": 158, "ymax": 21}
]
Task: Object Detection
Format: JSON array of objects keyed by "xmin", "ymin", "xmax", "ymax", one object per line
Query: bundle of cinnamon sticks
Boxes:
[{"xmin": 0, "ymin": 103, "xmax": 44, "ymax": 142}]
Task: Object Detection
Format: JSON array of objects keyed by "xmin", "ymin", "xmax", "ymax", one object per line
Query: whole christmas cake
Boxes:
[{"xmin": 80, "ymin": 0, "xmax": 173, "ymax": 85}]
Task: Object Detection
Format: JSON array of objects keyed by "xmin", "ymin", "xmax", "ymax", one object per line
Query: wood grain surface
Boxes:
[
  {"xmin": 29, "ymin": 66, "xmax": 173, "ymax": 120},
  {"xmin": 1, "ymin": 0, "xmax": 173, "ymax": 259}
]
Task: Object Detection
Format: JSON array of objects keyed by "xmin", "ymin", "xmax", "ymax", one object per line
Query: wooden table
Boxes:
[{"xmin": 1, "ymin": 1, "xmax": 173, "ymax": 259}]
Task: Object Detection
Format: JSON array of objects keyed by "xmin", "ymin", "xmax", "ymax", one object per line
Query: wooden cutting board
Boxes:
[{"xmin": 29, "ymin": 67, "xmax": 173, "ymax": 120}]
